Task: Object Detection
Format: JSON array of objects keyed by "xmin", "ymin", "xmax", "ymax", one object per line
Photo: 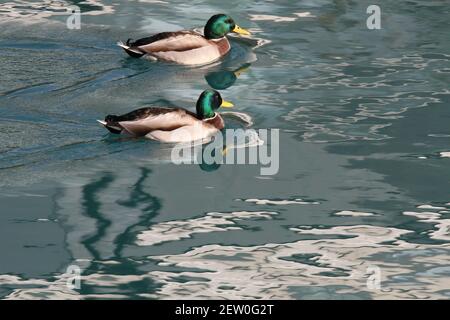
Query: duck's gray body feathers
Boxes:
[{"xmin": 118, "ymin": 31, "xmax": 231, "ymax": 65}]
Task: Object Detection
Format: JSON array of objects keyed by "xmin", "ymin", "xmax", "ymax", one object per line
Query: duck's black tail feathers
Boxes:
[
  {"xmin": 117, "ymin": 40, "xmax": 145, "ymax": 58},
  {"xmin": 97, "ymin": 116, "xmax": 123, "ymax": 134}
]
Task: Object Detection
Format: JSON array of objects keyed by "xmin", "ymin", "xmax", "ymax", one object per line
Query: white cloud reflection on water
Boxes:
[
  {"xmin": 2, "ymin": 218, "xmax": 450, "ymax": 299},
  {"xmin": 0, "ymin": 0, "xmax": 114, "ymax": 21},
  {"xmin": 137, "ymin": 211, "xmax": 278, "ymax": 246}
]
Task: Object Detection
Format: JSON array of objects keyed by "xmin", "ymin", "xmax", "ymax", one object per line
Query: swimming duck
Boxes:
[
  {"xmin": 97, "ymin": 89, "xmax": 234, "ymax": 142},
  {"xmin": 117, "ymin": 14, "xmax": 251, "ymax": 66}
]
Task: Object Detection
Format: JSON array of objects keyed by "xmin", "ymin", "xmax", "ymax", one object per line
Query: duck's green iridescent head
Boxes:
[
  {"xmin": 196, "ymin": 89, "xmax": 233, "ymax": 119},
  {"xmin": 204, "ymin": 14, "xmax": 251, "ymax": 40}
]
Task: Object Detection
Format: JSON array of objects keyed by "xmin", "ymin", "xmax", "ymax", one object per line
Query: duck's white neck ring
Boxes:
[
  {"xmin": 210, "ymin": 37, "xmax": 227, "ymax": 42},
  {"xmin": 202, "ymin": 113, "xmax": 218, "ymax": 121}
]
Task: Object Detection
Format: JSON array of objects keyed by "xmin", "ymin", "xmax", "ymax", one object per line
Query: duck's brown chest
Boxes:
[
  {"xmin": 204, "ymin": 114, "xmax": 225, "ymax": 130},
  {"xmin": 213, "ymin": 37, "xmax": 231, "ymax": 56}
]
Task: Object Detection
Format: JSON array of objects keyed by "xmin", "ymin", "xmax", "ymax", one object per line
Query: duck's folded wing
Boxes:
[
  {"xmin": 146, "ymin": 124, "xmax": 215, "ymax": 143},
  {"xmin": 112, "ymin": 108, "xmax": 198, "ymax": 136},
  {"xmin": 130, "ymin": 31, "xmax": 211, "ymax": 53}
]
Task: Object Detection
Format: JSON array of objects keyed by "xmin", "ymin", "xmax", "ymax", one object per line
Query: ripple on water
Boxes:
[
  {"xmin": 5, "ymin": 199, "xmax": 446, "ymax": 299},
  {"xmin": 142, "ymin": 224, "xmax": 449, "ymax": 299},
  {"xmin": 403, "ymin": 203, "xmax": 450, "ymax": 242},
  {"xmin": 137, "ymin": 211, "xmax": 278, "ymax": 246},
  {"xmin": 0, "ymin": 0, "xmax": 114, "ymax": 21},
  {"xmin": 239, "ymin": 198, "xmax": 320, "ymax": 205},
  {"xmin": 1, "ymin": 0, "xmax": 450, "ymax": 301}
]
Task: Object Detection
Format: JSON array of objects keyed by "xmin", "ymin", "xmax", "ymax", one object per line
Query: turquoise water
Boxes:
[{"xmin": 1, "ymin": 0, "xmax": 450, "ymax": 299}]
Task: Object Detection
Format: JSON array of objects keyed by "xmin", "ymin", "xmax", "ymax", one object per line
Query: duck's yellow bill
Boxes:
[
  {"xmin": 233, "ymin": 25, "xmax": 251, "ymax": 36},
  {"xmin": 221, "ymin": 100, "xmax": 234, "ymax": 108}
]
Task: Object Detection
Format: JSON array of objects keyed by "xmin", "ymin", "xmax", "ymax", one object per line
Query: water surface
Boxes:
[{"xmin": 1, "ymin": 0, "xmax": 450, "ymax": 299}]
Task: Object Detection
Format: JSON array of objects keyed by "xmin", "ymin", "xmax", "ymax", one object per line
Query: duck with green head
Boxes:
[
  {"xmin": 97, "ymin": 89, "xmax": 234, "ymax": 142},
  {"xmin": 118, "ymin": 14, "xmax": 251, "ymax": 65}
]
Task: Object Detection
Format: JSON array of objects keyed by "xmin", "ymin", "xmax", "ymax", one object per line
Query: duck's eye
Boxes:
[{"xmin": 214, "ymin": 93, "xmax": 222, "ymax": 108}]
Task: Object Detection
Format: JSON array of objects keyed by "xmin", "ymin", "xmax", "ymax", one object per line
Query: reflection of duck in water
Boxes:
[
  {"xmin": 194, "ymin": 118, "xmax": 262, "ymax": 172},
  {"xmin": 98, "ymin": 90, "xmax": 233, "ymax": 142},
  {"xmin": 118, "ymin": 14, "xmax": 251, "ymax": 65},
  {"xmin": 205, "ymin": 63, "xmax": 251, "ymax": 90}
]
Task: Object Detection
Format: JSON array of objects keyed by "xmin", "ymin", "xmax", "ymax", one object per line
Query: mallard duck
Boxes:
[
  {"xmin": 117, "ymin": 14, "xmax": 251, "ymax": 65},
  {"xmin": 97, "ymin": 89, "xmax": 233, "ymax": 142}
]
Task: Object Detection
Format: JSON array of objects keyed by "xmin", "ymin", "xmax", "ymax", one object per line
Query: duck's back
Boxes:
[
  {"xmin": 130, "ymin": 31, "xmax": 210, "ymax": 52},
  {"xmin": 126, "ymin": 31, "xmax": 230, "ymax": 65}
]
